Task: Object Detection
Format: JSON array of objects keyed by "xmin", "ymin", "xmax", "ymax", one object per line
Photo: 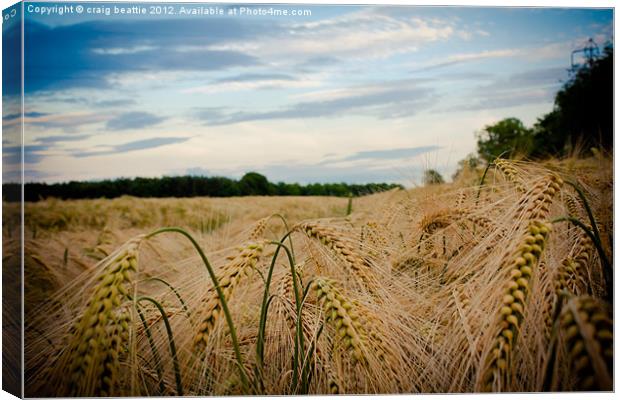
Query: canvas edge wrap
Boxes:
[{"xmin": 2, "ymin": 1, "xmax": 24, "ymax": 398}]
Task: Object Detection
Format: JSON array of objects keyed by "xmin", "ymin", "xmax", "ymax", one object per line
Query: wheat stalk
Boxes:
[
  {"xmin": 248, "ymin": 217, "xmax": 270, "ymax": 241},
  {"xmin": 494, "ymin": 159, "xmax": 526, "ymax": 192},
  {"xmin": 556, "ymin": 296, "xmax": 612, "ymax": 390},
  {"xmin": 477, "ymin": 220, "xmax": 551, "ymax": 392},
  {"xmin": 313, "ymin": 278, "xmax": 366, "ymax": 364},
  {"xmin": 516, "ymin": 174, "xmax": 563, "ymax": 220},
  {"xmin": 298, "ymin": 222, "xmax": 378, "ymax": 292},
  {"xmin": 63, "ymin": 236, "xmax": 143, "ymax": 396},
  {"xmin": 193, "ymin": 242, "xmax": 264, "ymax": 350}
]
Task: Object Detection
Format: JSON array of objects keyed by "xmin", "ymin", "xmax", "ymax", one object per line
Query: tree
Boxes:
[
  {"xmin": 423, "ymin": 169, "xmax": 445, "ymax": 185},
  {"xmin": 468, "ymin": 42, "xmax": 612, "ymax": 166},
  {"xmin": 532, "ymin": 44, "xmax": 613, "ymax": 157},
  {"xmin": 238, "ymin": 172, "xmax": 271, "ymax": 196},
  {"xmin": 476, "ymin": 118, "xmax": 534, "ymax": 162},
  {"xmin": 17, "ymin": 173, "xmax": 403, "ymax": 201}
]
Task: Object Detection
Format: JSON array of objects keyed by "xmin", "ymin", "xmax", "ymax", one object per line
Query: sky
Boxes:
[{"xmin": 1, "ymin": 1, "xmax": 614, "ymax": 186}]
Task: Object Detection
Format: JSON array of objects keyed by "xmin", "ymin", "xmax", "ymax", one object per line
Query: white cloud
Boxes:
[
  {"xmin": 291, "ymin": 78, "xmax": 425, "ymax": 102},
  {"xmin": 206, "ymin": 8, "xmax": 458, "ymax": 62},
  {"xmin": 105, "ymin": 71, "xmax": 202, "ymax": 89},
  {"xmin": 182, "ymin": 76, "xmax": 324, "ymax": 94},
  {"xmin": 411, "ymin": 39, "xmax": 590, "ymax": 72},
  {"xmin": 14, "ymin": 112, "xmax": 108, "ymax": 134},
  {"xmin": 413, "ymin": 48, "xmax": 521, "ymax": 71},
  {"xmin": 92, "ymin": 45, "xmax": 158, "ymax": 55}
]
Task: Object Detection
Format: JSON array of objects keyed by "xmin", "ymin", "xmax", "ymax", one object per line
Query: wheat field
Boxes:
[{"xmin": 4, "ymin": 155, "xmax": 613, "ymax": 396}]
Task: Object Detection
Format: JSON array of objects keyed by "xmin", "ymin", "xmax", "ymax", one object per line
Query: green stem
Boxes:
[
  {"xmin": 137, "ymin": 296, "xmax": 183, "ymax": 396},
  {"xmin": 135, "ymin": 306, "xmax": 165, "ymax": 394},
  {"xmin": 269, "ymin": 214, "xmax": 296, "ymax": 261},
  {"xmin": 256, "ymin": 232, "xmax": 294, "ymax": 373},
  {"xmin": 252, "ymin": 294, "xmax": 276, "ymax": 393},
  {"xmin": 146, "ymin": 227, "xmax": 249, "ymax": 393},
  {"xmin": 475, "ymin": 161, "xmax": 493, "ymax": 205},
  {"xmin": 145, "ymin": 277, "xmax": 192, "ymax": 321},
  {"xmin": 274, "ymin": 241, "xmax": 304, "ymax": 393}
]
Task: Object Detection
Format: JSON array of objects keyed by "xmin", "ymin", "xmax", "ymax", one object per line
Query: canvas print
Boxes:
[{"xmin": 1, "ymin": 1, "xmax": 614, "ymax": 397}]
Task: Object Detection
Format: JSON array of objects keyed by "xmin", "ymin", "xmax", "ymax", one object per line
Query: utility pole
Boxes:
[{"xmin": 568, "ymin": 38, "xmax": 600, "ymax": 76}]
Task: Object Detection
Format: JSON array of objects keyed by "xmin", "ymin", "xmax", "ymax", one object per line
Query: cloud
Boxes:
[
  {"xmin": 106, "ymin": 112, "xmax": 167, "ymax": 131},
  {"xmin": 479, "ymin": 67, "xmax": 567, "ymax": 90},
  {"xmin": 94, "ymin": 99, "xmax": 137, "ymax": 108},
  {"xmin": 452, "ymin": 67, "xmax": 565, "ymax": 111},
  {"xmin": 36, "ymin": 134, "xmax": 92, "ymax": 145},
  {"xmin": 180, "ymin": 145, "xmax": 441, "ymax": 185},
  {"xmin": 460, "ymin": 87, "xmax": 558, "ymax": 111},
  {"xmin": 114, "ymin": 137, "xmax": 188, "ymax": 152},
  {"xmin": 3, "ymin": 111, "xmax": 49, "ymax": 121},
  {"xmin": 215, "ymin": 73, "xmax": 296, "ymax": 84},
  {"xmin": 24, "ymin": 19, "xmax": 267, "ymax": 92},
  {"xmin": 413, "ymin": 49, "xmax": 521, "ymax": 72},
  {"xmin": 196, "ymin": 79, "xmax": 436, "ymax": 125},
  {"xmin": 218, "ymin": 8, "xmax": 457, "ymax": 61},
  {"xmin": 92, "ymin": 45, "xmax": 158, "ymax": 55},
  {"xmin": 36, "ymin": 95, "xmax": 137, "ymax": 108},
  {"xmin": 437, "ymin": 71, "xmax": 494, "ymax": 81},
  {"xmin": 329, "ymin": 146, "xmax": 442, "ymax": 163},
  {"xmin": 3, "ymin": 111, "xmax": 107, "ymax": 132},
  {"xmin": 19, "ymin": 7, "xmax": 487, "ymax": 96},
  {"xmin": 176, "ymin": 163, "xmax": 418, "ymax": 186},
  {"xmin": 74, "ymin": 137, "xmax": 191, "ymax": 158},
  {"xmin": 183, "ymin": 72, "xmax": 319, "ymax": 94},
  {"xmin": 296, "ymin": 56, "xmax": 342, "ymax": 70},
  {"xmin": 4, "ymin": 169, "xmax": 55, "ymax": 183},
  {"xmin": 412, "ymin": 39, "xmax": 593, "ymax": 74},
  {"xmin": 234, "ymin": 150, "xmax": 437, "ymax": 185},
  {"xmin": 193, "ymin": 107, "xmax": 229, "ymax": 124},
  {"xmin": 24, "ymin": 169, "xmax": 57, "ymax": 182},
  {"xmin": 256, "ymin": 163, "xmax": 417, "ymax": 185},
  {"xmin": 3, "ymin": 144, "xmax": 51, "ymax": 165}
]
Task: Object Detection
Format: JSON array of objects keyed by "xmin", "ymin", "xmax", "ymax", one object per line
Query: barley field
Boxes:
[{"xmin": 5, "ymin": 156, "xmax": 613, "ymax": 396}]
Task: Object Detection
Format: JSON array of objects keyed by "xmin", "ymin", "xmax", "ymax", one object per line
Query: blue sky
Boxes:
[{"xmin": 2, "ymin": 2, "xmax": 613, "ymax": 185}]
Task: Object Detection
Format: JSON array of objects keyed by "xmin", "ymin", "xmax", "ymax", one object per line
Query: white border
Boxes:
[{"xmin": 0, "ymin": 1, "xmax": 616, "ymax": 399}]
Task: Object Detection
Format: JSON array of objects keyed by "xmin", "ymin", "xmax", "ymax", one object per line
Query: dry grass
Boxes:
[{"xmin": 5, "ymin": 155, "xmax": 612, "ymax": 396}]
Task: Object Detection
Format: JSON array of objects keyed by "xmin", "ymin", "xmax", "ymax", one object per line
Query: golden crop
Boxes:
[{"xmin": 6, "ymin": 155, "xmax": 612, "ymax": 396}]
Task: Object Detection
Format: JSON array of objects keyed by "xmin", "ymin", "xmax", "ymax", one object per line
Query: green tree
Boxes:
[
  {"xmin": 476, "ymin": 117, "xmax": 534, "ymax": 162},
  {"xmin": 238, "ymin": 172, "xmax": 271, "ymax": 196},
  {"xmin": 423, "ymin": 169, "xmax": 445, "ymax": 185},
  {"xmin": 532, "ymin": 44, "xmax": 613, "ymax": 156}
]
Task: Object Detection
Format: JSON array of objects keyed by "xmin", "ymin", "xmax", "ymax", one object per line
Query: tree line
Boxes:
[{"xmin": 3, "ymin": 172, "xmax": 403, "ymax": 202}]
